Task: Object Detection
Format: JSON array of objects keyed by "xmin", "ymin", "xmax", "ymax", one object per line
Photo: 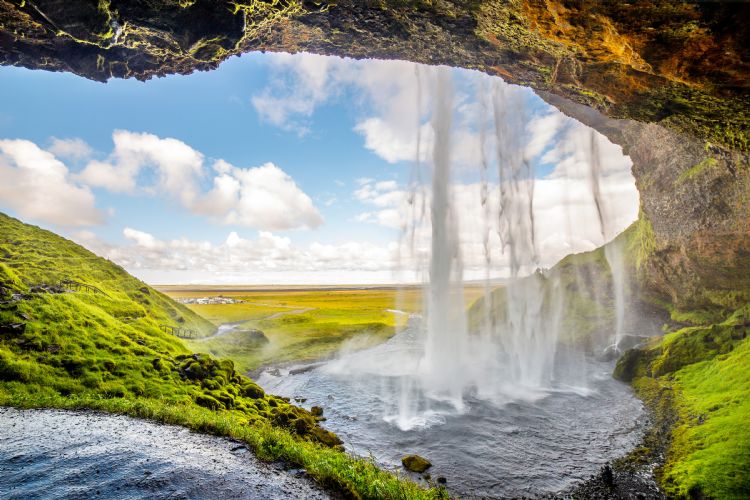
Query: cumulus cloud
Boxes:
[
  {"xmin": 0, "ymin": 139, "xmax": 103, "ymax": 226},
  {"xmin": 77, "ymin": 131, "xmax": 322, "ymax": 231},
  {"xmin": 195, "ymin": 161, "xmax": 323, "ymax": 230},
  {"xmin": 251, "ymin": 53, "xmax": 336, "ymax": 135},
  {"xmin": 77, "ymin": 227, "xmax": 399, "ymax": 284},
  {"xmin": 47, "ymin": 137, "xmax": 93, "ymax": 161},
  {"xmin": 78, "ymin": 130, "xmax": 204, "ymax": 203}
]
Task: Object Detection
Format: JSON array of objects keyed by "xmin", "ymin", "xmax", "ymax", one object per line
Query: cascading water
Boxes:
[
  {"xmin": 399, "ymin": 69, "xmax": 594, "ymax": 412},
  {"xmin": 421, "ymin": 68, "xmax": 468, "ymax": 405},
  {"xmin": 258, "ymin": 65, "xmax": 647, "ymax": 497}
]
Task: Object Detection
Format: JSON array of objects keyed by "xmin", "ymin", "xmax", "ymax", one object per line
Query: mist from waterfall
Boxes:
[
  {"xmin": 319, "ymin": 65, "xmax": 634, "ymax": 430},
  {"xmin": 391, "ymin": 66, "xmax": 630, "ymax": 425}
]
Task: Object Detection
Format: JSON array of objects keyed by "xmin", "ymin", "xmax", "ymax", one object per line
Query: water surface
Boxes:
[
  {"xmin": 258, "ymin": 329, "xmax": 646, "ymax": 498},
  {"xmin": 0, "ymin": 408, "xmax": 329, "ymax": 499}
]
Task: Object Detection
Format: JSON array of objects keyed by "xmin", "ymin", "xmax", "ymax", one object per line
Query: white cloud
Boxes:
[
  {"xmin": 0, "ymin": 139, "xmax": 103, "ymax": 226},
  {"xmin": 77, "ymin": 131, "xmax": 322, "ymax": 231},
  {"xmin": 78, "ymin": 130, "xmax": 204, "ymax": 204},
  {"xmin": 123, "ymin": 227, "xmax": 166, "ymax": 249},
  {"xmin": 251, "ymin": 53, "xmax": 335, "ymax": 135},
  {"xmin": 79, "ymin": 227, "xmax": 399, "ymax": 284},
  {"xmin": 47, "ymin": 137, "xmax": 93, "ymax": 161},
  {"xmin": 195, "ymin": 162, "xmax": 323, "ymax": 230}
]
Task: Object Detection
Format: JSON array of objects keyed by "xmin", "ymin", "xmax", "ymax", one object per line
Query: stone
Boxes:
[
  {"xmin": 402, "ymin": 454, "xmax": 432, "ymax": 473},
  {"xmin": 0, "ymin": 323, "xmax": 25, "ymax": 336}
]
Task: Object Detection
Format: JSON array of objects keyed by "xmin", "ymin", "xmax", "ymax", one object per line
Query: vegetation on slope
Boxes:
[
  {"xmin": 0, "ymin": 213, "xmax": 441, "ymax": 499},
  {"xmin": 614, "ymin": 307, "xmax": 750, "ymax": 499}
]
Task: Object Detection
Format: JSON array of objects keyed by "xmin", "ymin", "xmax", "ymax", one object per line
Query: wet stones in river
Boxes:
[{"xmin": 402, "ymin": 454, "xmax": 432, "ymax": 473}]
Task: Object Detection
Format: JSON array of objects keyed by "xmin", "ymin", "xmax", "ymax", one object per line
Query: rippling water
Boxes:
[
  {"xmin": 258, "ymin": 329, "xmax": 646, "ymax": 498},
  {"xmin": 0, "ymin": 408, "xmax": 329, "ymax": 500}
]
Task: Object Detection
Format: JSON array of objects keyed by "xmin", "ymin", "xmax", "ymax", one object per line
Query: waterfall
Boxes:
[
  {"xmin": 421, "ymin": 67, "xmax": 468, "ymax": 405},
  {"xmin": 328, "ymin": 66, "xmax": 628, "ymax": 427}
]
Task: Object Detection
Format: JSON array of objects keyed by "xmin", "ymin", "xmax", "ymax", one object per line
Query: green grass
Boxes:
[
  {"xmin": 615, "ymin": 306, "xmax": 750, "ymax": 498},
  {"xmin": 164, "ymin": 288, "xmax": 485, "ymax": 372},
  {"xmin": 0, "ymin": 212, "xmax": 441, "ymax": 498}
]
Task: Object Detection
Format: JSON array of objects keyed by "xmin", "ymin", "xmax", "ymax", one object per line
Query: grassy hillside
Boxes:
[
  {"xmin": 0, "ymin": 213, "xmax": 441, "ymax": 499},
  {"xmin": 466, "ymin": 230, "xmax": 626, "ymax": 353},
  {"xmin": 615, "ymin": 307, "xmax": 750, "ymax": 499}
]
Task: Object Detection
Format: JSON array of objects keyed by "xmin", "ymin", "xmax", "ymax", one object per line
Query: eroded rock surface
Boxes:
[{"xmin": 1, "ymin": 1, "xmax": 747, "ymax": 150}]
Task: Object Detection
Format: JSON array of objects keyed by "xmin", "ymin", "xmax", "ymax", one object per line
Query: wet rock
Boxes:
[
  {"xmin": 310, "ymin": 406, "xmax": 324, "ymax": 417},
  {"xmin": 139, "ymin": 286, "xmax": 150, "ymax": 294},
  {"xmin": 402, "ymin": 454, "xmax": 432, "ymax": 473},
  {"xmin": 29, "ymin": 283, "xmax": 66, "ymax": 294},
  {"xmin": 613, "ymin": 348, "xmax": 646, "ymax": 383},
  {"xmin": 437, "ymin": 476, "xmax": 447, "ymax": 484},
  {"xmin": 0, "ymin": 323, "xmax": 25, "ymax": 336}
]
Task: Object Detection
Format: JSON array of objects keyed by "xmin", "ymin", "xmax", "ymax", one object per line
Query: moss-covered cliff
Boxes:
[{"xmin": 1, "ymin": 1, "xmax": 747, "ymax": 150}]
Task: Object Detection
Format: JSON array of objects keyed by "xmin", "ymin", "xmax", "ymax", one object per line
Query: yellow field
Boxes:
[{"xmin": 158, "ymin": 286, "xmax": 486, "ymax": 373}]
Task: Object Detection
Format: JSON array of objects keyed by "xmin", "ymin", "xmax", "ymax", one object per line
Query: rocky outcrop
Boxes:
[
  {"xmin": 541, "ymin": 92, "xmax": 750, "ymax": 316},
  {"xmin": 0, "ymin": 1, "xmax": 747, "ymax": 150},
  {"xmin": 402, "ymin": 454, "xmax": 432, "ymax": 473}
]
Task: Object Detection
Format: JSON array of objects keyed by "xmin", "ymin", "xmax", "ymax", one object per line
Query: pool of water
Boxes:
[{"xmin": 258, "ymin": 329, "xmax": 646, "ymax": 498}]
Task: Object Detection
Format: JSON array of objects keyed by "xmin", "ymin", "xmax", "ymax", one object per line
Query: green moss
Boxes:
[
  {"xmin": 621, "ymin": 306, "xmax": 750, "ymax": 498},
  {"xmin": 402, "ymin": 454, "xmax": 432, "ymax": 473},
  {"xmin": 677, "ymin": 156, "xmax": 718, "ymax": 184},
  {"xmin": 623, "ymin": 211, "xmax": 657, "ymax": 271}
]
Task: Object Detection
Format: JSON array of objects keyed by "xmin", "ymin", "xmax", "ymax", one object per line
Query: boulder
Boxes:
[{"xmin": 402, "ymin": 454, "xmax": 432, "ymax": 473}]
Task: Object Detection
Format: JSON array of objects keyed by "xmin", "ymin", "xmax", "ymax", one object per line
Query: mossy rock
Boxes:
[
  {"xmin": 240, "ymin": 381, "xmax": 265, "ymax": 399},
  {"xmin": 195, "ymin": 393, "xmax": 222, "ymax": 410},
  {"xmin": 613, "ymin": 348, "xmax": 646, "ymax": 383},
  {"xmin": 402, "ymin": 454, "xmax": 432, "ymax": 473},
  {"xmin": 310, "ymin": 426, "xmax": 343, "ymax": 448}
]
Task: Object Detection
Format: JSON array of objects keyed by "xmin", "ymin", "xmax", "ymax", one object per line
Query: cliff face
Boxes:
[
  {"xmin": 1, "ymin": 2, "xmax": 748, "ymax": 307},
  {"xmin": 1, "ymin": 1, "xmax": 748, "ymax": 148}
]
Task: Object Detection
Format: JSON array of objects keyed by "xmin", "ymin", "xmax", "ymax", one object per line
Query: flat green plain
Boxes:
[{"xmin": 159, "ymin": 287, "xmax": 487, "ymax": 373}]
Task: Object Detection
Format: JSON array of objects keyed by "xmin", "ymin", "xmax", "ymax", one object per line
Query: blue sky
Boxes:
[{"xmin": 0, "ymin": 53, "xmax": 638, "ymax": 284}]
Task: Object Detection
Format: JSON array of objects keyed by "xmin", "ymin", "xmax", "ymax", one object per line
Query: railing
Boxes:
[
  {"xmin": 159, "ymin": 324, "xmax": 200, "ymax": 339},
  {"xmin": 58, "ymin": 279, "xmax": 109, "ymax": 297}
]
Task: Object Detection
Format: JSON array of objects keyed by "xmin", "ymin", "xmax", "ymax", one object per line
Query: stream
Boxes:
[{"xmin": 0, "ymin": 408, "xmax": 329, "ymax": 499}]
